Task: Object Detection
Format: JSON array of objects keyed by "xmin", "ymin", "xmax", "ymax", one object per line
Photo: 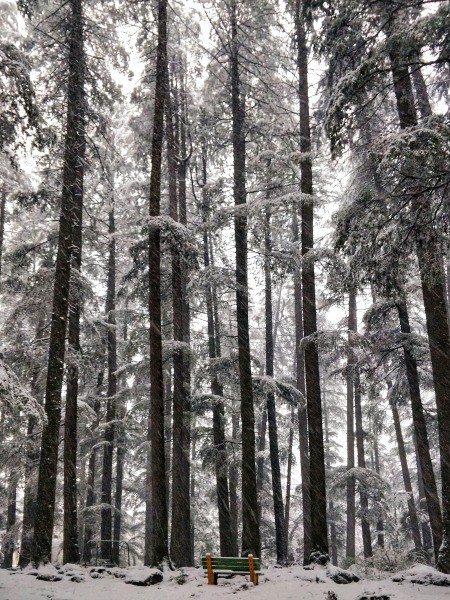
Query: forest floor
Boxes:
[{"xmin": 1, "ymin": 562, "xmax": 449, "ymax": 600}]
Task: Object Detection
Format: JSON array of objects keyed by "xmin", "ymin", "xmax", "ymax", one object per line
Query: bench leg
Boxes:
[
  {"xmin": 214, "ymin": 573, "xmax": 218, "ymax": 585},
  {"xmin": 254, "ymin": 574, "xmax": 258, "ymax": 586}
]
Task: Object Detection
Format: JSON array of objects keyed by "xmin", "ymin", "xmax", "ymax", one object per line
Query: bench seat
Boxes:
[{"xmin": 201, "ymin": 554, "xmax": 263, "ymax": 585}]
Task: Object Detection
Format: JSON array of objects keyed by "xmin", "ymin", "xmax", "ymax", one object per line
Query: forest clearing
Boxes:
[{"xmin": 1, "ymin": 0, "xmax": 450, "ymax": 592}]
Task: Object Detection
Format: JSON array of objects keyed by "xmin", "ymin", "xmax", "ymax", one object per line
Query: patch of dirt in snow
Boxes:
[{"xmin": 1, "ymin": 564, "xmax": 450, "ymax": 600}]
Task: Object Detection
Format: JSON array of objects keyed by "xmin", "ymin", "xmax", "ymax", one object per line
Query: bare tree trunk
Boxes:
[
  {"xmin": 229, "ymin": 410, "xmax": 240, "ymax": 556},
  {"xmin": 284, "ymin": 405, "xmax": 295, "ymax": 561},
  {"xmin": 230, "ymin": 0, "xmax": 260, "ymax": 557},
  {"xmin": 100, "ymin": 205, "xmax": 117, "ymax": 562},
  {"xmin": 294, "ymin": 1, "xmax": 328, "ymax": 559},
  {"xmin": 0, "ymin": 186, "xmax": 6, "ymax": 279},
  {"xmin": 264, "ymin": 206, "xmax": 286, "ymax": 564},
  {"xmin": 323, "ymin": 388, "xmax": 338, "ymax": 565},
  {"xmin": 144, "ymin": 0, "xmax": 168, "ymax": 566},
  {"xmin": 4, "ymin": 470, "xmax": 18, "ymax": 568},
  {"xmin": 373, "ymin": 426, "xmax": 385, "ymax": 548},
  {"xmin": 32, "ymin": 0, "xmax": 86, "ymax": 564},
  {"xmin": 346, "ymin": 290, "xmax": 356, "ymax": 561},
  {"xmin": 292, "ymin": 209, "xmax": 311, "ymax": 564},
  {"xmin": 82, "ymin": 371, "xmax": 103, "ymax": 563}
]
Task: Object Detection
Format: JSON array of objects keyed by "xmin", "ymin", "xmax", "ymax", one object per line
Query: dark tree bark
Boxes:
[
  {"xmin": 390, "ymin": 396, "xmax": 422, "ymax": 550},
  {"xmin": 346, "ymin": 290, "xmax": 356, "ymax": 561},
  {"xmin": 389, "ymin": 34, "xmax": 450, "ymax": 573},
  {"xmin": 63, "ymin": 145, "xmax": 84, "ymax": 564},
  {"xmin": 256, "ymin": 407, "xmax": 267, "ymax": 519},
  {"xmin": 264, "ymin": 206, "xmax": 286, "ymax": 564},
  {"xmin": 350, "ymin": 288, "xmax": 372, "ymax": 558},
  {"xmin": 284, "ymin": 405, "xmax": 295, "ymax": 561},
  {"xmin": 82, "ymin": 370, "xmax": 103, "ymax": 563},
  {"xmin": 414, "ymin": 433, "xmax": 434, "ymax": 552},
  {"xmin": 3, "ymin": 470, "xmax": 18, "ymax": 568},
  {"xmin": 294, "ymin": 1, "xmax": 328, "ymax": 559},
  {"xmin": 229, "ymin": 409, "xmax": 240, "ymax": 556},
  {"xmin": 372, "ymin": 426, "xmax": 385, "ymax": 548},
  {"xmin": 323, "ymin": 389, "xmax": 337, "ymax": 565},
  {"xmin": 166, "ymin": 72, "xmax": 191, "ymax": 567},
  {"xmin": 292, "ymin": 209, "xmax": 311, "ymax": 564},
  {"xmin": 144, "ymin": 0, "xmax": 168, "ymax": 566},
  {"xmin": 32, "ymin": 0, "xmax": 86, "ymax": 564},
  {"xmin": 397, "ymin": 301, "xmax": 443, "ymax": 560},
  {"xmin": 100, "ymin": 205, "xmax": 117, "ymax": 562},
  {"xmin": 229, "ymin": 0, "xmax": 260, "ymax": 557}
]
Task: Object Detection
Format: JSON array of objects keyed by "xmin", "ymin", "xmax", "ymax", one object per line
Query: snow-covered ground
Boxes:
[{"xmin": 1, "ymin": 563, "xmax": 449, "ymax": 600}]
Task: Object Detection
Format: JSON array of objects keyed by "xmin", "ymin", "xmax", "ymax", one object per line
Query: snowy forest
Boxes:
[{"xmin": 1, "ymin": 0, "xmax": 450, "ymax": 584}]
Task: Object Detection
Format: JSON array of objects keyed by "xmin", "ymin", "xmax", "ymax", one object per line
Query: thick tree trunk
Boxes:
[
  {"xmin": 292, "ymin": 209, "xmax": 311, "ymax": 564},
  {"xmin": 264, "ymin": 206, "xmax": 286, "ymax": 564},
  {"xmin": 397, "ymin": 301, "xmax": 443, "ymax": 560},
  {"xmin": 63, "ymin": 149, "xmax": 84, "ymax": 564},
  {"xmin": 389, "ymin": 39, "xmax": 450, "ymax": 573},
  {"xmin": 100, "ymin": 206, "xmax": 117, "ymax": 562},
  {"xmin": 32, "ymin": 0, "xmax": 86, "ymax": 564},
  {"xmin": 294, "ymin": 1, "xmax": 328, "ymax": 559},
  {"xmin": 230, "ymin": 0, "xmax": 260, "ymax": 557},
  {"xmin": 166, "ymin": 75, "xmax": 191, "ymax": 567},
  {"xmin": 414, "ymin": 434, "xmax": 434, "ymax": 552},
  {"xmin": 346, "ymin": 290, "xmax": 356, "ymax": 561},
  {"xmin": 144, "ymin": 0, "xmax": 168, "ymax": 566}
]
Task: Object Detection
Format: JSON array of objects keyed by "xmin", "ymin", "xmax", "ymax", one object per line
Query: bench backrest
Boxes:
[{"xmin": 201, "ymin": 555, "xmax": 261, "ymax": 571}]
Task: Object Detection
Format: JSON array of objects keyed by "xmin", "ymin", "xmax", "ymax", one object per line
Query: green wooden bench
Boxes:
[{"xmin": 201, "ymin": 553, "xmax": 262, "ymax": 586}]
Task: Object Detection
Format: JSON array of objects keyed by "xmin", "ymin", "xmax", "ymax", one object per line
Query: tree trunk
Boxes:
[
  {"xmin": 350, "ymin": 290, "xmax": 372, "ymax": 558},
  {"xmin": 373, "ymin": 426, "xmax": 385, "ymax": 548},
  {"xmin": 166, "ymin": 72, "xmax": 191, "ymax": 567},
  {"xmin": 390, "ymin": 397, "xmax": 422, "ymax": 550},
  {"xmin": 0, "ymin": 186, "xmax": 6, "ymax": 279},
  {"xmin": 292, "ymin": 209, "xmax": 312, "ymax": 564},
  {"xmin": 264, "ymin": 206, "xmax": 286, "ymax": 564},
  {"xmin": 346, "ymin": 290, "xmax": 356, "ymax": 561},
  {"xmin": 284, "ymin": 405, "xmax": 295, "ymax": 561},
  {"xmin": 397, "ymin": 301, "xmax": 443, "ymax": 560},
  {"xmin": 32, "ymin": 0, "xmax": 86, "ymax": 564},
  {"xmin": 82, "ymin": 371, "xmax": 103, "ymax": 563},
  {"xmin": 145, "ymin": 0, "xmax": 168, "ymax": 566},
  {"xmin": 230, "ymin": 0, "xmax": 260, "ymax": 557},
  {"xmin": 4, "ymin": 470, "xmax": 18, "ymax": 568},
  {"xmin": 294, "ymin": 1, "xmax": 328, "ymax": 559},
  {"xmin": 63, "ymin": 143, "xmax": 84, "ymax": 564},
  {"xmin": 414, "ymin": 433, "xmax": 434, "ymax": 552},
  {"xmin": 323, "ymin": 388, "xmax": 338, "ymax": 565},
  {"xmin": 229, "ymin": 409, "xmax": 240, "ymax": 556},
  {"xmin": 389, "ymin": 37, "xmax": 450, "ymax": 573},
  {"xmin": 100, "ymin": 205, "xmax": 117, "ymax": 562}
]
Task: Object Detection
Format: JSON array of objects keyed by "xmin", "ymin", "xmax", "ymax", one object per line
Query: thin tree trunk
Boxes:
[
  {"xmin": 4, "ymin": 470, "xmax": 18, "ymax": 568},
  {"xmin": 32, "ymin": 0, "xmax": 86, "ymax": 564},
  {"xmin": 82, "ymin": 371, "xmax": 103, "ymax": 563},
  {"xmin": 229, "ymin": 409, "xmax": 240, "ymax": 556},
  {"xmin": 100, "ymin": 205, "xmax": 117, "ymax": 562},
  {"xmin": 230, "ymin": 0, "xmax": 260, "ymax": 556},
  {"xmin": 0, "ymin": 186, "xmax": 6, "ymax": 279},
  {"xmin": 373, "ymin": 427, "xmax": 385, "ymax": 548},
  {"xmin": 323, "ymin": 389, "xmax": 337, "ymax": 565},
  {"xmin": 294, "ymin": 1, "xmax": 328, "ymax": 559},
  {"xmin": 390, "ymin": 398, "xmax": 423, "ymax": 550},
  {"xmin": 264, "ymin": 206, "xmax": 286, "ymax": 564},
  {"xmin": 145, "ymin": 0, "xmax": 168, "ymax": 566},
  {"xmin": 284, "ymin": 405, "xmax": 295, "ymax": 561},
  {"xmin": 350, "ymin": 289, "xmax": 372, "ymax": 558},
  {"xmin": 346, "ymin": 290, "xmax": 356, "ymax": 561}
]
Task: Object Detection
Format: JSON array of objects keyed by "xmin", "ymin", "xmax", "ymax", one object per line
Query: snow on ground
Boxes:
[{"xmin": 0, "ymin": 563, "xmax": 449, "ymax": 600}]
